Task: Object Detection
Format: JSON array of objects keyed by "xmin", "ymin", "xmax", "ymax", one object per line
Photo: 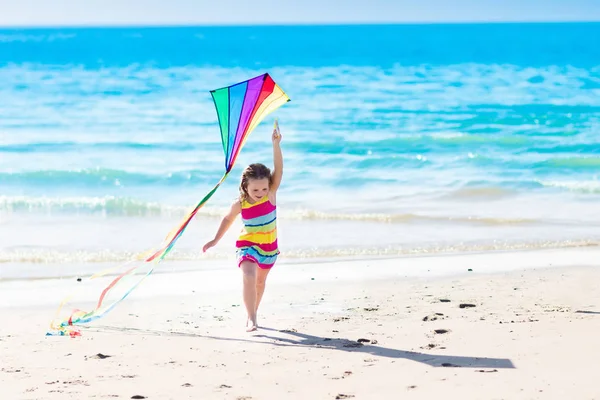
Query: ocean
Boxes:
[{"xmin": 1, "ymin": 23, "xmax": 600, "ymax": 273}]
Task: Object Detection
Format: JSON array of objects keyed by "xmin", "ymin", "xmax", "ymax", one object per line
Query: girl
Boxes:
[{"xmin": 202, "ymin": 124, "xmax": 283, "ymax": 332}]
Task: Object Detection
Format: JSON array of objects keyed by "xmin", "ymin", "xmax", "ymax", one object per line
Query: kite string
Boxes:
[{"xmin": 48, "ymin": 171, "xmax": 230, "ymax": 336}]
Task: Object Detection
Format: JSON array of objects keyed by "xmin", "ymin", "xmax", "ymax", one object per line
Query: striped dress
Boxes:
[{"xmin": 236, "ymin": 195, "xmax": 279, "ymax": 269}]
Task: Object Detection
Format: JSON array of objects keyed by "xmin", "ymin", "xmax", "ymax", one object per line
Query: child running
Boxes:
[{"xmin": 202, "ymin": 122, "xmax": 283, "ymax": 332}]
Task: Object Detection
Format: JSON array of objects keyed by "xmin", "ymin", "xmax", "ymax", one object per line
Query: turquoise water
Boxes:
[{"xmin": 1, "ymin": 23, "xmax": 600, "ymax": 267}]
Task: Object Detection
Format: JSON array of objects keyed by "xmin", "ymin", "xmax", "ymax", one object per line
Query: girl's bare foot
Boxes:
[
  {"xmin": 246, "ymin": 316, "xmax": 258, "ymax": 332},
  {"xmin": 246, "ymin": 318, "xmax": 258, "ymax": 332}
]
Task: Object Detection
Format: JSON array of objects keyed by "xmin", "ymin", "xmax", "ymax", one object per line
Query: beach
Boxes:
[
  {"xmin": 1, "ymin": 22, "xmax": 600, "ymax": 399},
  {"xmin": 2, "ymin": 247, "xmax": 599, "ymax": 399}
]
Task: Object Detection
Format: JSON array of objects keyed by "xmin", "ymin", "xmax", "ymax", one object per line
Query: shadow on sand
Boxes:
[{"xmin": 86, "ymin": 325, "xmax": 514, "ymax": 369}]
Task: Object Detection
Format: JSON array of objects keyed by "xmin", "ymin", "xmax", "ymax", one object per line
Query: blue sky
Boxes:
[{"xmin": 1, "ymin": 0, "xmax": 599, "ymax": 26}]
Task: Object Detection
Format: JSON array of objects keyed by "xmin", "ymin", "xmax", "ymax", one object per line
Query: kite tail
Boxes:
[{"xmin": 47, "ymin": 171, "xmax": 230, "ymax": 336}]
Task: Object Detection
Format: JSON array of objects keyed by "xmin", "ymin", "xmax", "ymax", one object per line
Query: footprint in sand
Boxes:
[
  {"xmin": 88, "ymin": 353, "xmax": 112, "ymax": 360},
  {"xmin": 63, "ymin": 380, "xmax": 90, "ymax": 386},
  {"xmin": 333, "ymin": 317, "xmax": 350, "ymax": 322},
  {"xmin": 357, "ymin": 338, "xmax": 378, "ymax": 344},
  {"xmin": 423, "ymin": 313, "xmax": 445, "ymax": 321}
]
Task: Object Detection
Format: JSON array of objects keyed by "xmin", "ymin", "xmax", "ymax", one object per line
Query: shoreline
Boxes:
[
  {"xmin": 0, "ymin": 244, "xmax": 600, "ymax": 285},
  {"xmin": 2, "ymin": 246, "xmax": 599, "ymax": 309},
  {"xmin": 2, "ymin": 240, "xmax": 600, "ymax": 281}
]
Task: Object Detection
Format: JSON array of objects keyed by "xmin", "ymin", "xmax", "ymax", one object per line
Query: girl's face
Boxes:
[{"xmin": 246, "ymin": 177, "xmax": 269, "ymax": 202}]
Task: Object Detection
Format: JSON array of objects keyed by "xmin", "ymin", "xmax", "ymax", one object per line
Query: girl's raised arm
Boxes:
[{"xmin": 270, "ymin": 124, "xmax": 283, "ymax": 193}]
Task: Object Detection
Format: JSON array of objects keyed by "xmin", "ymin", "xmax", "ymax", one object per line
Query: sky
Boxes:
[{"xmin": 0, "ymin": 0, "xmax": 599, "ymax": 27}]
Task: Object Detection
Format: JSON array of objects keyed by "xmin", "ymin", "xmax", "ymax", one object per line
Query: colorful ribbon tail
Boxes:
[{"xmin": 47, "ymin": 171, "xmax": 231, "ymax": 336}]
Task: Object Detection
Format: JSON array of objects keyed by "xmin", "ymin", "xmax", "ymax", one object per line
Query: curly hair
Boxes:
[{"xmin": 239, "ymin": 163, "xmax": 272, "ymax": 202}]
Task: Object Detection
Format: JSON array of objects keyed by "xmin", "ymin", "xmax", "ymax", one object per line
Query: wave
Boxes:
[
  {"xmin": 459, "ymin": 154, "xmax": 600, "ymax": 173},
  {"xmin": 1, "ymin": 239, "xmax": 598, "ymax": 266},
  {"xmin": 0, "ymin": 195, "xmax": 219, "ymax": 217},
  {"xmin": 0, "ymin": 195, "xmax": 540, "ymax": 225},
  {"xmin": 287, "ymin": 208, "xmax": 538, "ymax": 225},
  {"xmin": 0, "ymin": 33, "xmax": 76, "ymax": 43},
  {"xmin": 0, "ymin": 168, "xmax": 222, "ymax": 187},
  {"xmin": 6, "ymin": 131, "xmax": 596, "ymax": 157},
  {"xmin": 440, "ymin": 179, "xmax": 600, "ymax": 197},
  {"xmin": 520, "ymin": 144, "xmax": 600, "ymax": 155},
  {"xmin": 288, "ymin": 135, "xmax": 600, "ymax": 157},
  {"xmin": 0, "ymin": 141, "xmax": 214, "ymax": 153},
  {"xmin": 539, "ymin": 180, "xmax": 600, "ymax": 194},
  {"xmin": 535, "ymin": 157, "xmax": 600, "ymax": 170},
  {"xmin": 441, "ymin": 186, "xmax": 519, "ymax": 200}
]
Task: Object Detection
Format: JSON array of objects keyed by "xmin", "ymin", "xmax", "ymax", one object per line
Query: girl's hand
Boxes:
[
  {"xmin": 202, "ymin": 239, "xmax": 218, "ymax": 253},
  {"xmin": 272, "ymin": 122, "xmax": 282, "ymax": 144},
  {"xmin": 272, "ymin": 130, "xmax": 281, "ymax": 144}
]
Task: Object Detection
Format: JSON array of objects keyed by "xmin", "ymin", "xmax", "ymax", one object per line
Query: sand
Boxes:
[{"xmin": 1, "ymin": 247, "xmax": 600, "ymax": 400}]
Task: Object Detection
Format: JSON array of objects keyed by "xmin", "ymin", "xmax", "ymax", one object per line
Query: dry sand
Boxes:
[{"xmin": 1, "ymin": 248, "xmax": 600, "ymax": 399}]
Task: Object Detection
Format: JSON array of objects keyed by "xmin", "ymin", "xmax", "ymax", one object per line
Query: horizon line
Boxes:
[{"xmin": 1, "ymin": 19, "xmax": 599, "ymax": 29}]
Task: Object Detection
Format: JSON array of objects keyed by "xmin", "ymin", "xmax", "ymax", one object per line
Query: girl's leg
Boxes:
[
  {"xmin": 255, "ymin": 267, "xmax": 271, "ymax": 319},
  {"xmin": 240, "ymin": 260, "xmax": 258, "ymax": 332}
]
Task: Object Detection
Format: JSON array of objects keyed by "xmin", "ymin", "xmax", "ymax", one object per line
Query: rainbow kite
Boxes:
[{"xmin": 48, "ymin": 73, "xmax": 290, "ymax": 336}]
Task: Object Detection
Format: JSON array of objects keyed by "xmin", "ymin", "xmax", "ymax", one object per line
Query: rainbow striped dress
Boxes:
[{"xmin": 236, "ymin": 195, "xmax": 279, "ymax": 269}]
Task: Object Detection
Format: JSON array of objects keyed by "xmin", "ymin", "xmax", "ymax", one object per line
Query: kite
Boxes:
[{"xmin": 48, "ymin": 73, "xmax": 290, "ymax": 336}]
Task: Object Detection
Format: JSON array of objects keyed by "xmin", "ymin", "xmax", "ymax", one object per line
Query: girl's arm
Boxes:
[
  {"xmin": 270, "ymin": 126, "xmax": 283, "ymax": 193},
  {"xmin": 203, "ymin": 200, "xmax": 241, "ymax": 252}
]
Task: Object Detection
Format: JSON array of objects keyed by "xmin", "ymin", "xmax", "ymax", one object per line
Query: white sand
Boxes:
[{"xmin": 1, "ymin": 247, "xmax": 600, "ymax": 399}]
